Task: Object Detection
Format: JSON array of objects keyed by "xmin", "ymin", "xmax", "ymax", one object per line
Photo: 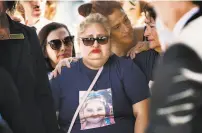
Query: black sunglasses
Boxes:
[
  {"xmin": 81, "ymin": 36, "xmax": 109, "ymax": 46},
  {"xmin": 48, "ymin": 36, "xmax": 74, "ymax": 50}
]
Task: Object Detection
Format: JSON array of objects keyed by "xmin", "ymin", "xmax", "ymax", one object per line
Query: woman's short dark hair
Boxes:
[
  {"xmin": 38, "ymin": 22, "xmax": 75, "ymax": 72},
  {"xmin": 139, "ymin": 1, "xmax": 148, "ymax": 13},
  {"xmin": 143, "ymin": 4, "xmax": 156, "ymax": 20},
  {"xmin": 5, "ymin": 1, "xmax": 17, "ymax": 12}
]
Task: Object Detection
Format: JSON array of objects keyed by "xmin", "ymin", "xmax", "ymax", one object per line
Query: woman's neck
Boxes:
[
  {"xmin": 111, "ymin": 39, "xmax": 134, "ymax": 57},
  {"xmin": 50, "ymin": 61, "xmax": 56, "ymax": 70},
  {"xmin": 167, "ymin": 3, "xmax": 198, "ymax": 31},
  {"xmin": 24, "ymin": 13, "xmax": 40, "ymax": 26},
  {"xmin": 82, "ymin": 59, "xmax": 108, "ymax": 70}
]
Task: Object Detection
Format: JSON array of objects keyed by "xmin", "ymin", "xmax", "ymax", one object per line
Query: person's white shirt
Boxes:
[
  {"xmin": 155, "ymin": 7, "xmax": 200, "ymax": 51},
  {"xmin": 173, "ymin": 7, "xmax": 199, "ymax": 36},
  {"xmin": 33, "ymin": 17, "xmax": 52, "ymax": 34},
  {"xmin": 177, "ymin": 16, "xmax": 202, "ymax": 60},
  {"xmin": 150, "ymin": 7, "xmax": 201, "ymax": 89}
]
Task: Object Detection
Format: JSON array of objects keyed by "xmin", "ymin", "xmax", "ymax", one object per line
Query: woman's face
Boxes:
[
  {"xmin": 84, "ymin": 100, "xmax": 106, "ymax": 124},
  {"xmin": 79, "ymin": 23, "xmax": 111, "ymax": 66},
  {"xmin": 20, "ymin": 0, "xmax": 47, "ymax": 18},
  {"xmin": 108, "ymin": 9, "xmax": 134, "ymax": 49},
  {"xmin": 144, "ymin": 13, "xmax": 160, "ymax": 49},
  {"xmin": 46, "ymin": 27, "xmax": 73, "ymax": 68}
]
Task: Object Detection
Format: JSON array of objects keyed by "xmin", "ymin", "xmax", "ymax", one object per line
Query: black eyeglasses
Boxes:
[
  {"xmin": 48, "ymin": 36, "xmax": 74, "ymax": 50},
  {"xmin": 80, "ymin": 36, "xmax": 109, "ymax": 46}
]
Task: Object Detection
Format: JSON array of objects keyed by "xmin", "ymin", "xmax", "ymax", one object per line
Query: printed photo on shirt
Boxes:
[{"xmin": 79, "ymin": 88, "xmax": 115, "ymax": 130}]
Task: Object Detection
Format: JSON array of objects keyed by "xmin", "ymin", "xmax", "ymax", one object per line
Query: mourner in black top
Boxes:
[
  {"xmin": 0, "ymin": 1, "xmax": 58, "ymax": 133},
  {"xmin": 0, "ymin": 67, "xmax": 26, "ymax": 133},
  {"xmin": 147, "ymin": 1, "xmax": 202, "ymax": 133}
]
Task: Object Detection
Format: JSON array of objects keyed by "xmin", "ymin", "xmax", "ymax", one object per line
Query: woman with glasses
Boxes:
[
  {"xmin": 38, "ymin": 22, "xmax": 75, "ymax": 74},
  {"xmin": 50, "ymin": 13, "xmax": 150, "ymax": 133}
]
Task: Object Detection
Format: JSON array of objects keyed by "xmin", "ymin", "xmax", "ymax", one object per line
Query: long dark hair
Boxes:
[{"xmin": 38, "ymin": 22, "xmax": 75, "ymax": 72}]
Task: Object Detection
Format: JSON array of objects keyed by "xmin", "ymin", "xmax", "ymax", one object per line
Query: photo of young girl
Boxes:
[{"xmin": 79, "ymin": 88, "xmax": 115, "ymax": 130}]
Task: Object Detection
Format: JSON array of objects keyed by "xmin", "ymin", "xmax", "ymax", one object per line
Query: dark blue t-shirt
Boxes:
[
  {"xmin": 133, "ymin": 49, "xmax": 159, "ymax": 82},
  {"xmin": 50, "ymin": 54, "xmax": 150, "ymax": 133}
]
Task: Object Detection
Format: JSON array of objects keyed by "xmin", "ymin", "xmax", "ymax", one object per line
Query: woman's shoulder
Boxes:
[
  {"xmin": 108, "ymin": 54, "xmax": 141, "ymax": 77},
  {"xmin": 60, "ymin": 60, "xmax": 80, "ymax": 75},
  {"xmin": 50, "ymin": 61, "xmax": 80, "ymax": 83},
  {"xmin": 109, "ymin": 54, "xmax": 138, "ymax": 68}
]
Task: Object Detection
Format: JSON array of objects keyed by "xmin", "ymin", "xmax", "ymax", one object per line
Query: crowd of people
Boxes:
[{"xmin": 0, "ymin": 0, "xmax": 202, "ymax": 133}]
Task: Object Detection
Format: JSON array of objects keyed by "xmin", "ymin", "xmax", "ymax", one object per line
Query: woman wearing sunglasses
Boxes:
[
  {"xmin": 38, "ymin": 22, "xmax": 75, "ymax": 73},
  {"xmin": 50, "ymin": 13, "xmax": 149, "ymax": 133}
]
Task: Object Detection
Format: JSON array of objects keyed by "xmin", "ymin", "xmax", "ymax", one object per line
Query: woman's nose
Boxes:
[
  {"xmin": 93, "ymin": 111, "xmax": 98, "ymax": 116},
  {"xmin": 92, "ymin": 40, "xmax": 99, "ymax": 48},
  {"xmin": 60, "ymin": 42, "xmax": 66, "ymax": 51},
  {"xmin": 122, "ymin": 24, "xmax": 130, "ymax": 33}
]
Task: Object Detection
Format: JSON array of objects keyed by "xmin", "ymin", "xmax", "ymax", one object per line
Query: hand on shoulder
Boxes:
[{"xmin": 50, "ymin": 57, "xmax": 79, "ymax": 79}]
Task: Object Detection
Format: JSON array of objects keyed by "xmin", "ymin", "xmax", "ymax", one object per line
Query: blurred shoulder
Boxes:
[
  {"xmin": 59, "ymin": 59, "xmax": 80, "ymax": 76},
  {"xmin": 110, "ymin": 54, "xmax": 140, "ymax": 70}
]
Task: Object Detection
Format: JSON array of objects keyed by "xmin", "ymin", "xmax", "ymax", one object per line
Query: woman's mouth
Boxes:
[
  {"xmin": 92, "ymin": 49, "xmax": 101, "ymax": 53},
  {"xmin": 58, "ymin": 53, "xmax": 71, "ymax": 58},
  {"xmin": 148, "ymin": 39, "xmax": 154, "ymax": 42}
]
